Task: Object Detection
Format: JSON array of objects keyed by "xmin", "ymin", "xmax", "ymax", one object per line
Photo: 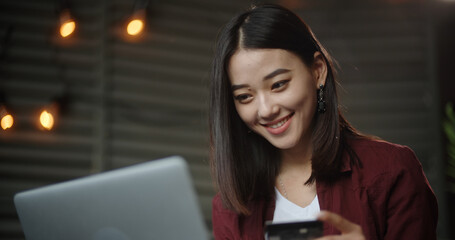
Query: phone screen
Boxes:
[{"xmin": 264, "ymin": 220, "xmax": 323, "ymax": 240}]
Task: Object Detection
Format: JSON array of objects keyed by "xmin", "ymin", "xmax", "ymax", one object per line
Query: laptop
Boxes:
[{"xmin": 14, "ymin": 156, "xmax": 209, "ymax": 240}]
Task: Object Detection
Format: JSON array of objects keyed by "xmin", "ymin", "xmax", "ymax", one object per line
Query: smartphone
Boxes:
[{"xmin": 264, "ymin": 220, "xmax": 323, "ymax": 240}]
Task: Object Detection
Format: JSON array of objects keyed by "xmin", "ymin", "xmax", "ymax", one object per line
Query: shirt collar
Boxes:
[{"xmin": 339, "ymin": 149, "xmax": 352, "ymax": 173}]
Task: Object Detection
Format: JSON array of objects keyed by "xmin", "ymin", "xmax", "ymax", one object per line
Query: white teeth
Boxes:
[{"xmin": 269, "ymin": 118, "xmax": 288, "ymax": 129}]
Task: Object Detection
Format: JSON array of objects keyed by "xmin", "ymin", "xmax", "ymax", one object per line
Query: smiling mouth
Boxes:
[{"xmin": 263, "ymin": 112, "xmax": 295, "ymax": 129}]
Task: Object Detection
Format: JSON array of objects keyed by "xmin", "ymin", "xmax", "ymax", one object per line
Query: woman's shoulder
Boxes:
[
  {"xmin": 212, "ymin": 193, "xmax": 234, "ymax": 214},
  {"xmin": 212, "ymin": 193, "xmax": 272, "ymax": 239},
  {"xmin": 343, "ymin": 138, "xmax": 437, "ymax": 239},
  {"xmin": 212, "ymin": 193, "xmax": 240, "ymax": 238},
  {"xmin": 343, "ymin": 137, "xmax": 433, "ymax": 199},
  {"xmin": 212, "ymin": 193, "xmax": 239, "ymax": 219},
  {"xmin": 212, "ymin": 193, "xmax": 240, "ymax": 233},
  {"xmin": 212, "ymin": 192, "xmax": 271, "ymax": 215},
  {"xmin": 347, "ymin": 136, "xmax": 423, "ymax": 173}
]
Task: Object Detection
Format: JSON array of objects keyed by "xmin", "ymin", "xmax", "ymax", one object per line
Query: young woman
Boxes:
[{"xmin": 209, "ymin": 4, "xmax": 438, "ymax": 240}]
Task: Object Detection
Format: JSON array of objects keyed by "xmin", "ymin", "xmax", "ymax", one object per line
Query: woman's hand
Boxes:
[{"xmin": 315, "ymin": 210, "xmax": 365, "ymax": 240}]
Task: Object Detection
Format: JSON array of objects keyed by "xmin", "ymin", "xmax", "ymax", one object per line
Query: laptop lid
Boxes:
[{"xmin": 14, "ymin": 156, "xmax": 209, "ymax": 240}]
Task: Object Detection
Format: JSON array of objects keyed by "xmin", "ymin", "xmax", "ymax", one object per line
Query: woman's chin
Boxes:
[{"xmin": 268, "ymin": 139, "xmax": 299, "ymax": 150}]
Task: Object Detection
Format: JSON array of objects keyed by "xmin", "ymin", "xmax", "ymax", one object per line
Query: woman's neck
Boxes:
[
  {"xmin": 279, "ymin": 140, "xmax": 313, "ymax": 177},
  {"xmin": 276, "ymin": 141, "xmax": 316, "ymax": 208}
]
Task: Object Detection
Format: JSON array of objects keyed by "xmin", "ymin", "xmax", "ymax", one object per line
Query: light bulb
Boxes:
[
  {"xmin": 127, "ymin": 19, "xmax": 144, "ymax": 36},
  {"xmin": 60, "ymin": 20, "xmax": 76, "ymax": 37},
  {"xmin": 59, "ymin": 9, "xmax": 76, "ymax": 38},
  {"xmin": 40, "ymin": 110, "xmax": 55, "ymax": 130},
  {"xmin": 1, "ymin": 114, "xmax": 13, "ymax": 130}
]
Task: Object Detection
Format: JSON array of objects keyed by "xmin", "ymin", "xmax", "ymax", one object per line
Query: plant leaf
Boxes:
[
  {"xmin": 449, "ymin": 159, "xmax": 455, "ymax": 169},
  {"xmin": 443, "ymin": 121, "xmax": 455, "ymax": 143},
  {"xmin": 448, "ymin": 144, "xmax": 455, "ymax": 159},
  {"xmin": 446, "ymin": 103, "xmax": 455, "ymax": 122},
  {"xmin": 443, "ymin": 102, "xmax": 455, "ymax": 184},
  {"xmin": 448, "ymin": 167, "xmax": 455, "ymax": 178}
]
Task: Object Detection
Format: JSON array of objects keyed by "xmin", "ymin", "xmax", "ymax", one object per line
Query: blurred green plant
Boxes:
[{"xmin": 443, "ymin": 102, "xmax": 455, "ymax": 193}]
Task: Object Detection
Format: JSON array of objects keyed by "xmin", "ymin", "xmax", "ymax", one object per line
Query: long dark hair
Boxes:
[{"xmin": 209, "ymin": 4, "xmax": 360, "ymax": 215}]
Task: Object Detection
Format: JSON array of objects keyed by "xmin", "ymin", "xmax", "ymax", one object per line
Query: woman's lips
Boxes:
[{"xmin": 262, "ymin": 113, "xmax": 294, "ymax": 135}]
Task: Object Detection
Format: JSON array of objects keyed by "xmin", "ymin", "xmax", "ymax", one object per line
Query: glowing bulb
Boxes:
[
  {"xmin": 40, "ymin": 110, "xmax": 54, "ymax": 130},
  {"xmin": 127, "ymin": 19, "xmax": 144, "ymax": 36},
  {"xmin": 60, "ymin": 20, "xmax": 75, "ymax": 37},
  {"xmin": 1, "ymin": 114, "xmax": 13, "ymax": 130}
]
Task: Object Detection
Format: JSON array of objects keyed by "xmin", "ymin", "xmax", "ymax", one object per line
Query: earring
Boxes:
[{"xmin": 317, "ymin": 84, "xmax": 326, "ymax": 113}]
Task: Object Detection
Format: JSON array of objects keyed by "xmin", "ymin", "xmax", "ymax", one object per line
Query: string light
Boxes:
[
  {"xmin": 39, "ymin": 109, "xmax": 55, "ymax": 130},
  {"xmin": 60, "ymin": 21, "xmax": 75, "ymax": 37},
  {"xmin": 125, "ymin": 0, "xmax": 148, "ymax": 37},
  {"xmin": 127, "ymin": 18, "xmax": 144, "ymax": 36},
  {"xmin": 38, "ymin": 102, "xmax": 57, "ymax": 131},
  {"xmin": 0, "ymin": 106, "xmax": 14, "ymax": 130},
  {"xmin": 37, "ymin": 92, "xmax": 69, "ymax": 131},
  {"xmin": 1, "ymin": 28, "xmax": 14, "ymax": 131},
  {"xmin": 58, "ymin": 1, "xmax": 76, "ymax": 38},
  {"xmin": 0, "ymin": 91, "xmax": 14, "ymax": 131},
  {"xmin": 126, "ymin": 9, "xmax": 146, "ymax": 36}
]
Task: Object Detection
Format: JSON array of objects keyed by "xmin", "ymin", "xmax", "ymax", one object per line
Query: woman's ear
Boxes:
[{"xmin": 312, "ymin": 52, "xmax": 327, "ymax": 87}]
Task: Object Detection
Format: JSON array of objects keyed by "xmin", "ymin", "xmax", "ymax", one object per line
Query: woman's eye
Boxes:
[
  {"xmin": 234, "ymin": 94, "xmax": 252, "ymax": 103},
  {"xmin": 271, "ymin": 80, "xmax": 290, "ymax": 90}
]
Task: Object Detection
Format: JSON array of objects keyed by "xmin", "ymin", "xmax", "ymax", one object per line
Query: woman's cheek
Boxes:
[{"xmin": 236, "ymin": 105, "xmax": 256, "ymax": 126}]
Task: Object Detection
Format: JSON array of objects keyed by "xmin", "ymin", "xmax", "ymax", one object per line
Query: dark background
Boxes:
[{"xmin": 0, "ymin": 0, "xmax": 453, "ymax": 239}]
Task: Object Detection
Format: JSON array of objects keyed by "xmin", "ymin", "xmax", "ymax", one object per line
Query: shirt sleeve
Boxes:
[{"xmin": 384, "ymin": 147, "xmax": 438, "ymax": 240}]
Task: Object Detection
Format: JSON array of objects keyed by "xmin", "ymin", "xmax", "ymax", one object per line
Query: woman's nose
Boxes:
[{"xmin": 257, "ymin": 94, "xmax": 279, "ymax": 120}]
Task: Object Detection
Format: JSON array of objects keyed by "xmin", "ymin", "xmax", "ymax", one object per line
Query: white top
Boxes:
[{"xmin": 272, "ymin": 188, "xmax": 320, "ymax": 224}]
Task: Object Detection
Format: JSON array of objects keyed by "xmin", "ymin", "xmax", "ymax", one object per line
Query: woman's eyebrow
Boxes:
[
  {"xmin": 231, "ymin": 68, "xmax": 291, "ymax": 91},
  {"xmin": 263, "ymin": 68, "xmax": 290, "ymax": 81},
  {"xmin": 231, "ymin": 84, "xmax": 249, "ymax": 92}
]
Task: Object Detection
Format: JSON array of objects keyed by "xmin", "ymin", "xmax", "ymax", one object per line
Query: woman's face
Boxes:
[{"xmin": 228, "ymin": 48, "xmax": 326, "ymax": 150}]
